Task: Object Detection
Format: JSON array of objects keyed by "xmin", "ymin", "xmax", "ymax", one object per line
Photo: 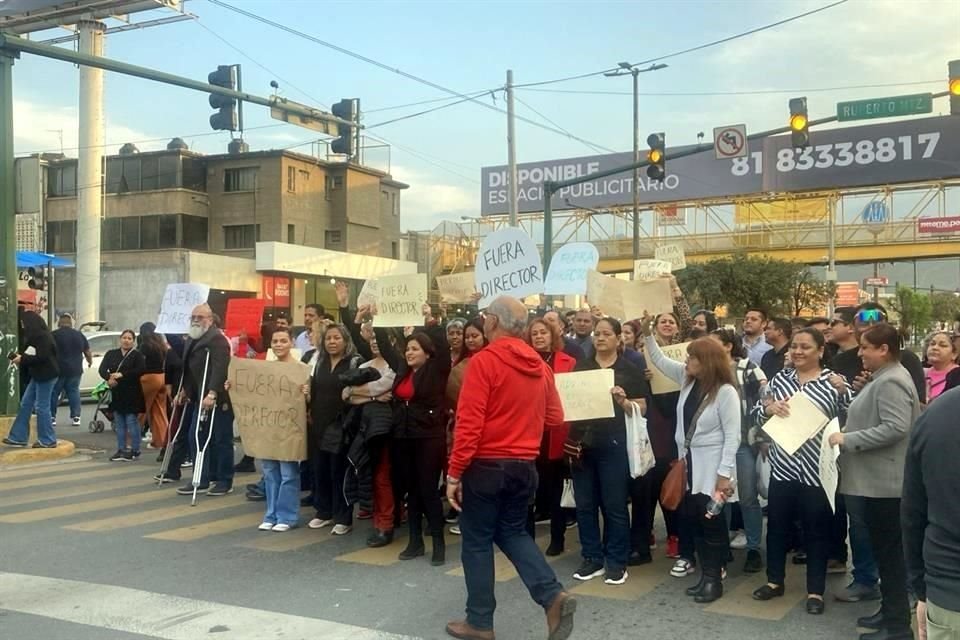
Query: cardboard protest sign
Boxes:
[
  {"xmin": 436, "ymin": 272, "xmax": 477, "ymax": 304},
  {"xmin": 228, "ymin": 358, "xmax": 311, "ymax": 462},
  {"xmin": 156, "ymin": 283, "xmax": 210, "ymax": 334},
  {"xmin": 374, "ymin": 274, "xmax": 428, "ymax": 327},
  {"xmin": 225, "ymin": 298, "xmax": 266, "ymax": 338},
  {"xmin": 358, "ymin": 278, "xmax": 378, "ymax": 309},
  {"xmin": 633, "ymin": 259, "xmax": 672, "ymax": 281},
  {"xmin": 655, "ymin": 243, "xmax": 687, "ymax": 271},
  {"xmin": 554, "ymin": 369, "xmax": 615, "ymax": 421},
  {"xmin": 544, "ymin": 242, "xmax": 599, "ymax": 295},
  {"xmin": 475, "ymin": 227, "xmax": 543, "ymax": 308},
  {"xmin": 622, "ymin": 277, "xmax": 674, "ymax": 319},
  {"xmin": 586, "ymin": 270, "xmax": 626, "ymax": 319},
  {"xmin": 648, "ymin": 341, "xmax": 690, "ymax": 395}
]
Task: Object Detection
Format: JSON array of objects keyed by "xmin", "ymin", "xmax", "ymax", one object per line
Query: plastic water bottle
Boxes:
[{"xmin": 705, "ymin": 479, "xmax": 737, "ymax": 519}]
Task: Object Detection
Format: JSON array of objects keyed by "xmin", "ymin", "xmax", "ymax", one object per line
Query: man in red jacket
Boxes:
[{"xmin": 445, "ymin": 296, "xmax": 575, "ymax": 640}]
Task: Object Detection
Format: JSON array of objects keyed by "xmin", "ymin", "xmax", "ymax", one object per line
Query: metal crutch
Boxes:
[
  {"xmin": 157, "ymin": 374, "xmax": 186, "ymax": 486},
  {"xmin": 191, "ymin": 351, "xmax": 215, "ymax": 506}
]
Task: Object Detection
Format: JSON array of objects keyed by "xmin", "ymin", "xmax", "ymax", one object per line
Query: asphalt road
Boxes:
[{"xmin": 0, "ymin": 402, "xmax": 891, "ymax": 640}]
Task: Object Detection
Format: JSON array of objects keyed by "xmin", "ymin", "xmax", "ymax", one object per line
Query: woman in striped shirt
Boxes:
[{"xmin": 750, "ymin": 328, "xmax": 852, "ymax": 616}]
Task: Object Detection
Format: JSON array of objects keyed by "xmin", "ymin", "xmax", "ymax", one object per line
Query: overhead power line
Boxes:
[
  {"xmin": 204, "ymin": 0, "xmax": 614, "ymax": 152},
  {"xmin": 365, "ymin": 90, "xmax": 497, "ymax": 129},
  {"xmin": 512, "ymin": 0, "xmax": 851, "ymax": 90},
  {"xmin": 513, "ymin": 95, "xmax": 609, "ymax": 154},
  {"xmin": 519, "ymin": 79, "xmax": 943, "ymax": 98}
]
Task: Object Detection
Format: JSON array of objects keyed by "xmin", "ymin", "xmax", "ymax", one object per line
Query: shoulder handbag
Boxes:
[{"xmin": 659, "ymin": 396, "xmax": 710, "ymax": 511}]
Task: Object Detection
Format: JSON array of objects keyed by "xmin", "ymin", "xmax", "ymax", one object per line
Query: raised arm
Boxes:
[{"xmin": 642, "ymin": 333, "xmax": 686, "ymax": 386}]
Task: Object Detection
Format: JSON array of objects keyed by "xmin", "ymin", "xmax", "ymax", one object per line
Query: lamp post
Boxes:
[{"xmin": 604, "ymin": 62, "xmax": 667, "ymax": 263}]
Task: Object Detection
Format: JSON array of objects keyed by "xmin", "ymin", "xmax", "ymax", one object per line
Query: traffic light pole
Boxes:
[
  {"xmin": 0, "ymin": 34, "xmax": 355, "ymax": 128},
  {"xmin": 0, "ymin": 48, "xmax": 19, "ymax": 416},
  {"xmin": 542, "ymin": 91, "xmax": 951, "ymax": 276}
]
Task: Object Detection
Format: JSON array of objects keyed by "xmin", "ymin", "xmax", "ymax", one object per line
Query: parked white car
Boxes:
[{"xmin": 79, "ymin": 331, "xmax": 126, "ymax": 398}]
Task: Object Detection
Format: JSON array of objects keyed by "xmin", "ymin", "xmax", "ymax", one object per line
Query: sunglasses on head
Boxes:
[{"xmin": 855, "ymin": 309, "xmax": 885, "ymax": 324}]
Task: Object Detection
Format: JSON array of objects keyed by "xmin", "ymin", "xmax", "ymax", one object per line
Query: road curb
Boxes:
[{"xmin": 0, "ymin": 440, "xmax": 76, "ymax": 465}]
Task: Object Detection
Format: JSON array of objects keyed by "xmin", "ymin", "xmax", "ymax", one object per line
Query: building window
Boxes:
[
  {"xmin": 287, "ymin": 166, "xmax": 296, "ymax": 192},
  {"xmin": 224, "ymin": 224, "xmax": 260, "ymax": 249},
  {"xmin": 159, "ymin": 214, "xmax": 179, "ymax": 249},
  {"xmin": 391, "ymin": 241, "xmax": 398, "ymax": 259},
  {"xmin": 182, "ymin": 215, "xmax": 208, "ymax": 250},
  {"xmin": 141, "ymin": 156, "xmax": 159, "ymax": 191},
  {"xmin": 224, "ymin": 167, "xmax": 258, "ymax": 192},
  {"xmin": 287, "ymin": 224, "xmax": 295, "ymax": 244},
  {"xmin": 48, "ymin": 165, "xmax": 77, "ymax": 197},
  {"xmin": 325, "ymin": 229, "xmax": 342, "ymax": 248},
  {"xmin": 102, "ymin": 218, "xmax": 122, "ymax": 251},
  {"xmin": 45, "ymin": 221, "xmax": 76, "ymax": 253}
]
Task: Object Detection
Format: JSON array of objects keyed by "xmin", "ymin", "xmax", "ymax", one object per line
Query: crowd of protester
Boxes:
[{"xmin": 4, "ymin": 274, "xmax": 960, "ymax": 640}]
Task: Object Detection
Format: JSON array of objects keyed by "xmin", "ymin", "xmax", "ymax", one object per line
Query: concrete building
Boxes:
[{"xmin": 15, "ymin": 141, "xmax": 412, "ymax": 329}]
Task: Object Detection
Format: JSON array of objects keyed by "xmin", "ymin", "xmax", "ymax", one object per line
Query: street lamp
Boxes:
[{"xmin": 604, "ymin": 62, "xmax": 667, "ymax": 263}]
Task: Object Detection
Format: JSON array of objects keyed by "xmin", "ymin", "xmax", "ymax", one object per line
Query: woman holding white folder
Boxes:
[{"xmin": 749, "ymin": 327, "xmax": 852, "ymax": 615}]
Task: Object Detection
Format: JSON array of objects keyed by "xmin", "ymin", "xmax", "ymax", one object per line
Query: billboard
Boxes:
[
  {"xmin": 917, "ymin": 216, "xmax": 960, "ymax": 234},
  {"xmin": 734, "ymin": 197, "xmax": 828, "ymax": 225},
  {"xmin": 481, "ymin": 115, "xmax": 960, "ymax": 216}
]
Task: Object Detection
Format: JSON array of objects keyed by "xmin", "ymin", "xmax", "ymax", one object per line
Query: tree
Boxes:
[
  {"xmin": 676, "ymin": 253, "xmax": 832, "ymax": 318},
  {"xmin": 890, "ymin": 285, "xmax": 932, "ymax": 344},
  {"xmin": 929, "ymin": 292, "xmax": 960, "ymax": 328}
]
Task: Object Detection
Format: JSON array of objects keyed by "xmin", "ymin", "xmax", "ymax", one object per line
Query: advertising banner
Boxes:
[{"xmin": 481, "ymin": 116, "xmax": 960, "ymax": 215}]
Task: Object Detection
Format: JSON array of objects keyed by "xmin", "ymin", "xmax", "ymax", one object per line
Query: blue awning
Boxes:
[{"xmin": 15, "ymin": 251, "xmax": 73, "ymax": 269}]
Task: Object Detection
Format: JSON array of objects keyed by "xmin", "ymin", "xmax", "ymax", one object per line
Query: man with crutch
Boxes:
[{"xmin": 156, "ymin": 304, "xmax": 235, "ymax": 498}]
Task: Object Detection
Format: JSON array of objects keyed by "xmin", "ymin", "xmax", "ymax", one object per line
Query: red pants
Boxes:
[{"xmin": 373, "ymin": 448, "xmax": 395, "ymax": 531}]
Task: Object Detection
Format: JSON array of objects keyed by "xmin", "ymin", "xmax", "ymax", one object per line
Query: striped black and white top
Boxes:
[{"xmin": 751, "ymin": 367, "xmax": 853, "ymax": 487}]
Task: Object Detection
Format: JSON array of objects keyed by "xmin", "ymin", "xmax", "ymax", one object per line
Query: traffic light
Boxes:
[
  {"xmin": 208, "ymin": 65, "xmax": 238, "ymax": 132},
  {"xmin": 950, "ymin": 59, "xmax": 960, "ymax": 116},
  {"xmin": 330, "ymin": 98, "xmax": 357, "ymax": 157},
  {"xmin": 646, "ymin": 132, "xmax": 665, "ymax": 182},
  {"xmin": 789, "ymin": 96, "xmax": 809, "ymax": 148},
  {"xmin": 27, "ymin": 267, "xmax": 46, "ymax": 291}
]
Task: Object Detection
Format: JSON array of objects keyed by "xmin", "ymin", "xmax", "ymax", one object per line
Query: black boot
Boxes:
[
  {"xmin": 430, "ymin": 532, "xmax": 445, "ymax": 566},
  {"xmin": 685, "ymin": 573, "xmax": 706, "ymax": 597},
  {"xmin": 399, "ymin": 516, "xmax": 424, "ymax": 560},
  {"xmin": 694, "ymin": 566, "xmax": 724, "ymax": 603}
]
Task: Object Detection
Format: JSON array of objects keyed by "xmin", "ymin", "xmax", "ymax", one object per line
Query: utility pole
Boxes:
[
  {"xmin": 0, "ymin": 47, "xmax": 18, "ymax": 415},
  {"xmin": 506, "ymin": 69, "xmax": 518, "ymax": 227},
  {"xmin": 604, "ymin": 62, "xmax": 667, "ymax": 264},
  {"xmin": 827, "ymin": 198, "xmax": 837, "ymax": 316},
  {"xmin": 76, "ymin": 20, "xmax": 106, "ymax": 326}
]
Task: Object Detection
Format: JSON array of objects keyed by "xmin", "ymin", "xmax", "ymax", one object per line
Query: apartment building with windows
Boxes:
[{"xmin": 16, "ymin": 140, "xmax": 412, "ymax": 327}]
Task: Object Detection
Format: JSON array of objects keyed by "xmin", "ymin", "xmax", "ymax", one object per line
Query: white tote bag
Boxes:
[
  {"xmin": 560, "ymin": 479, "xmax": 576, "ymax": 509},
  {"xmin": 625, "ymin": 402, "xmax": 656, "ymax": 479}
]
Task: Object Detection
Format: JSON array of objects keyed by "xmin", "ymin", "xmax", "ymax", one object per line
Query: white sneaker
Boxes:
[
  {"xmin": 449, "ymin": 525, "xmax": 461, "ymax": 535},
  {"xmin": 308, "ymin": 518, "xmax": 334, "ymax": 529},
  {"xmin": 258, "ymin": 522, "xmax": 275, "ymax": 531},
  {"xmin": 272, "ymin": 523, "xmax": 292, "ymax": 532},
  {"xmin": 71, "ymin": 417, "xmax": 81, "ymax": 427},
  {"xmin": 51, "ymin": 418, "xmax": 57, "ymax": 427},
  {"xmin": 670, "ymin": 559, "xmax": 696, "ymax": 578},
  {"xmin": 730, "ymin": 531, "xmax": 748, "ymax": 550},
  {"xmin": 330, "ymin": 524, "xmax": 352, "ymax": 536}
]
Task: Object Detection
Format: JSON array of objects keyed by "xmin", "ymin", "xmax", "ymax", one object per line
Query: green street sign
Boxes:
[{"xmin": 836, "ymin": 93, "xmax": 933, "ymax": 122}]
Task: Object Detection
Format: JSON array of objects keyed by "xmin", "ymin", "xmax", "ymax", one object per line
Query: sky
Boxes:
[{"xmin": 9, "ymin": 0, "xmax": 960, "ymax": 233}]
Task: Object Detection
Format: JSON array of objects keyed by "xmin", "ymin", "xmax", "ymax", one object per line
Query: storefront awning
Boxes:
[
  {"xmin": 15, "ymin": 251, "xmax": 73, "ymax": 269},
  {"xmin": 255, "ymin": 242, "xmax": 417, "ymax": 280}
]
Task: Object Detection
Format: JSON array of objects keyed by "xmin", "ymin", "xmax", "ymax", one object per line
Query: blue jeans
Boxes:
[
  {"xmin": 113, "ymin": 413, "xmax": 141, "ymax": 453},
  {"xmin": 735, "ymin": 444, "xmax": 763, "ymax": 552},
  {"xmin": 50, "ymin": 374, "xmax": 82, "ymax": 419},
  {"xmin": 460, "ymin": 459, "xmax": 564, "ymax": 631},
  {"xmin": 182, "ymin": 402, "xmax": 235, "ymax": 487},
  {"xmin": 571, "ymin": 442, "xmax": 630, "ymax": 571},
  {"xmin": 9, "ymin": 378, "xmax": 57, "ymax": 446},
  {"xmin": 262, "ymin": 459, "xmax": 300, "ymax": 526},
  {"xmin": 843, "ymin": 494, "xmax": 879, "ymax": 586}
]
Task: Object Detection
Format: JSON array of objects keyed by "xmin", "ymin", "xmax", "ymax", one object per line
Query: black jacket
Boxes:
[
  {"xmin": 377, "ymin": 323, "xmax": 451, "ymax": 439},
  {"xmin": 18, "ymin": 332, "xmax": 59, "ymax": 383},
  {"xmin": 99, "ymin": 348, "xmax": 146, "ymax": 414},
  {"xmin": 308, "ymin": 353, "xmax": 361, "ymax": 454},
  {"xmin": 343, "ymin": 401, "xmax": 394, "ymax": 508},
  {"xmin": 903, "ymin": 387, "xmax": 960, "ymax": 611},
  {"xmin": 760, "ymin": 343, "xmax": 788, "ymax": 380},
  {"xmin": 179, "ymin": 328, "xmax": 232, "ymax": 411}
]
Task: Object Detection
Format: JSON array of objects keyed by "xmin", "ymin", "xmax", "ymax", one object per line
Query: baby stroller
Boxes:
[{"xmin": 88, "ymin": 381, "xmax": 115, "ymax": 433}]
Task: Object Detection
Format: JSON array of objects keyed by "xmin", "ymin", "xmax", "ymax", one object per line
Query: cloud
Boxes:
[
  {"xmin": 390, "ymin": 164, "xmax": 479, "ymax": 231},
  {"xmin": 13, "ymin": 98, "xmax": 164, "ymax": 156}
]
